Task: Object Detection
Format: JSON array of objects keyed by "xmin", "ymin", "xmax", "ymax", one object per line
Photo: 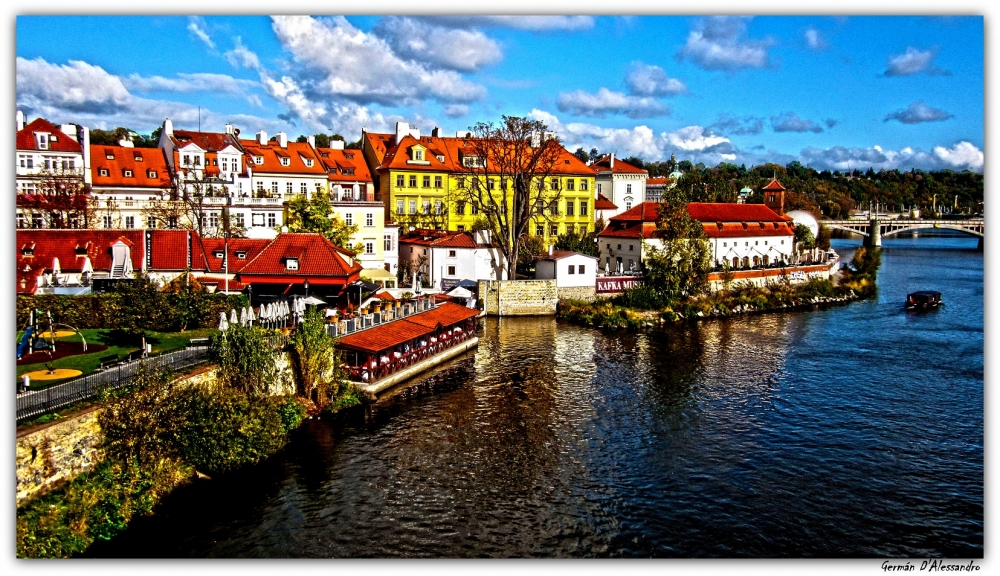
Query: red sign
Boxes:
[{"xmin": 596, "ymin": 276, "xmax": 644, "ymax": 294}]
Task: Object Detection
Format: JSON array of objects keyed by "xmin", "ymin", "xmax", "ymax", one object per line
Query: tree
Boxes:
[
  {"xmin": 461, "ymin": 115, "xmax": 566, "ymax": 279},
  {"xmin": 285, "ymin": 193, "xmax": 359, "ymax": 249},
  {"xmin": 642, "ymin": 199, "xmax": 713, "ymax": 300},
  {"xmin": 209, "ymin": 323, "xmax": 278, "ymax": 396},
  {"xmin": 164, "ymin": 272, "xmax": 209, "ymax": 332},
  {"xmin": 574, "ymin": 147, "xmax": 590, "ymax": 163},
  {"xmin": 289, "ymin": 306, "xmax": 346, "ymax": 407},
  {"xmin": 111, "ymin": 273, "xmax": 167, "ymax": 340},
  {"xmin": 17, "ymin": 169, "xmax": 93, "ymax": 228},
  {"xmin": 554, "ymin": 230, "xmax": 600, "ymax": 257}
]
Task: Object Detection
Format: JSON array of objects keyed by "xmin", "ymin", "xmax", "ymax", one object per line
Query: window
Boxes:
[
  {"xmin": 280, "ymin": 157, "xmax": 290, "ymax": 166},
  {"xmin": 434, "ymin": 176, "xmax": 442, "ymax": 188},
  {"xmin": 147, "ymin": 170, "xmax": 157, "ymax": 178},
  {"xmin": 409, "ymin": 200, "xmax": 417, "ymax": 214},
  {"xmin": 214, "ymin": 250, "xmax": 225, "ymax": 259},
  {"xmin": 536, "ymin": 225, "xmax": 544, "ymax": 236},
  {"xmin": 435, "ymin": 200, "xmax": 443, "ymax": 215},
  {"xmin": 253, "ymin": 213, "xmax": 265, "ymax": 226},
  {"xmin": 627, "ymin": 183, "xmax": 632, "ymax": 194},
  {"xmin": 551, "ymin": 178, "xmax": 560, "ymax": 190},
  {"xmin": 301, "ymin": 182, "xmax": 307, "ymax": 194},
  {"xmin": 397, "ymin": 200, "xmax": 404, "ymax": 214},
  {"xmin": 566, "ymin": 179, "xmax": 575, "ymax": 191},
  {"xmin": 580, "ymin": 202, "xmax": 588, "ymax": 216},
  {"xmin": 221, "ymin": 159, "xmax": 228, "ymax": 172},
  {"xmin": 236, "ymin": 251, "xmax": 247, "ymax": 260},
  {"xmin": 99, "ymin": 168, "xmax": 109, "ymax": 177},
  {"xmin": 568, "ymin": 265, "xmax": 575, "ymax": 275},
  {"xmin": 422, "ymin": 200, "xmax": 431, "ymax": 214},
  {"xmin": 271, "ymin": 181, "xmax": 278, "ymax": 194},
  {"xmin": 578, "ymin": 265, "xmax": 585, "ymax": 275},
  {"xmin": 384, "ymin": 235, "xmax": 393, "ymax": 251},
  {"xmin": 193, "ymin": 156, "xmax": 201, "ymax": 166},
  {"xmin": 597, "ymin": 183, "xmax": 602, "ymax": 193},
  {"xmin": 448, "ymin": 265, "xmax": 456, "ymax": 276},
  {"xmin": 567, "ymin": 224, "xmax": 575, "ymax": 235},
  {"xmin": 103, "ymin": 215, "xmax": 112, "ymax": 228},
  {"xmin": 549, "ymin": 202, "xmax": 559, "ymax": 216},
  {"xmin": 147, "ymin": 217, "xmax": 157, "ymax": 229},
  {"xmin": 37, "ymin": 134, "xmax": 49, "ymax": 150},
  {"xmin": 287, "ymin": 182, "xmax": 293, "ymax": 194},
  {"xmin": 566, "ymin": 202, "xmax": 575, "ymax": 216},
  {"xmin": 471, "ymin": 202, "xmax": 479, "ymax": 215},
  {"xmin": 488, "ymin": 179, "xmax": 496, "ymax": 191},
  {"xmin": 234, "ymin": 214, "xmax": 245, "ymax": 228},
  {"xmin": 423, "ymin": 175, "xmax": 431, "ymax": 188},
  {"xmin": 268, "ymin": 213, "xmax": 277, "ymax": 227},
  {"xmin": 448, "ymin": 250, "xmax": 457, "ymax": 258},
  {"xmin": 123, "ymin": 169, "xmax": 133, "ymax": 178},
  {"xmin": 409, "ymin": 175, "xmax": 417, "ymax": 187},
  {"xmin": 456, "ymin": 200, "xmax": 466, "ymax": 215},
  {"xmin": 125, "ymin": 216, "xmax": 135, "ymax": 229},
  {"xmin": 625, "ymin": 201, "xmax": 632, "ymax": 211},
  {"xmin": 457, "ymin": 225, "xmax": 465, "ymax": 231},
  {"xmin": 286, "ymin": 258, "xmax": 299, "ymax": 271},
  {"xmin": 550, "ymin": 224, "xmax": 558, "ymax": 236},
  {"xmin": 723, "ymin": 242, "xmax": 727, "ymax": 248},
  {"xmin": 365, "ymin": 242, "xmax": 375, "ymax": 255},
  {"xmin": 345, "ymin": 213, "xmax": 353, "ymax": 226},
  {"xmin": 257, "ymin": 181, "xmax": 265, "ymax": 193},
  {"xmin": 629, "ymin": 244, "xmax": 634, "ymax": 251},
  {"xmin": 414, "ymin": 149, "xmax": 423, "ymax": 161},
  {"xmin": 397, "ymin": 175, "xmax": 405, "ymax": 187},
  {"xmin": 366, "ymin": 213, "xmax": 374, "ymax": 227},
  {"xmin": 457, "ymin": 177, "xmax": 466, "ymax": 188},
  {"xmin": 305, "ymin": 159, "xmax": 314, "ymax": 168},
  {"xmin": 254, "ymin": 156, "xmax": 263, "ymax": 165},
  {"xmin": 168, "ymin": 216, "xmax": 178, "ymax": 228}
]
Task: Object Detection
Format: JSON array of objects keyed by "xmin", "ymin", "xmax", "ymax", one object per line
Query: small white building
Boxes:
[
  {"xmin": 398, "ymin": 228, "xmax": 508, "ymax": 289},
  {"xmin": 535, "ymin": 248, "xmax": 598, "ymax": 300}
]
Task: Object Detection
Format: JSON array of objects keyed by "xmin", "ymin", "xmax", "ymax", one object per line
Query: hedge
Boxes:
[{"xmin": 17, "ymin": 292, "xmax": 247, "ymax": 332}]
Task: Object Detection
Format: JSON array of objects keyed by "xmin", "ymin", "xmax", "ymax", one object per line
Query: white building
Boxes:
[
  {"xmin": 89, "ymin": 143, "xmax": 174, "ymax": 229},
  {"xmin": 16, "ymin": 111, "xmax": 92, "ymax": 229},
  {"xmin": 591, "ymin": 154, "xmax": 647, "ymax": 218},
  {"xmin": 535, "ymin": 249, "xmax": 598, "ymax": 287},
  {"xmin": 398, "ymin": 229, "xmax": 508, "ymax": 288}
]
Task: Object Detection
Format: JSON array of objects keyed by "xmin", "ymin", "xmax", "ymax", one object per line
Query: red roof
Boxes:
[
  {"xmin": 590, "ymin": 155, "xmax": 648, "ymax": 175},
  {"xmin": 595, "ymin": 194, "xmax": 618, "ymax": 210},
  {"xmin": 610, "ymin": 202, "xmax": 661, "ymax": 222},
  {"xmin": 240, "ymin": 139, "xmax": 326, "ymax": 176},
  {"xmin": 238, "ymin": 233, "xmax": 362, "ymax": 282},
  {"xmin": 316, "ymin": 147, "xmax": 373, "ymax": 184},
  {"xmin": 17, "ymin": 118, "xmax": 83, "ymax": 153},
  {"xmin": 337, "ymin": 302, "xmax": 478, "ymax": 353},
  {"xmin": 198, "ymin": 238, "xmax": 272, "ymax": 273},
  {"xmin": 539, "ymin": 250, "xmax": 599, "ymax": 261},
  {"xmin": 762, "ymin": 178, "xmax": 787, "ymax": 191},
  {"xmin": 16, "ymin": 229, "xmax": 145, "ymax": 275},
  {"xmin": 646, "ymin": 177, "xmax": 671, "ymax": 186},
  {"xmin": 686, "ymin": 202, "xmax": 791, "ymax": 223},
  {"xmin": 701, "ymin": 222, "xmax": 795, "ymax": 238},
  {"xmin": 399, "ymin": 229, "xmax": 486, "ymax": 248},
  {"xmin": 91, "ymin": 145, "xmax": 172, "ymax": 190},
  {"xmin": 598, "ymin": 222, "xmax": 659, "ymax": 239},
  {"xmin": 171, "ymin": 130, "xmax": 242, "ymax": 153}
]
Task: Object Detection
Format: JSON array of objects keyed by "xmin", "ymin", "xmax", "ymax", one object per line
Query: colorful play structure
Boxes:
[{"xmin": 17, "ymin": 309, "xmax": 88, "ymax": 390}]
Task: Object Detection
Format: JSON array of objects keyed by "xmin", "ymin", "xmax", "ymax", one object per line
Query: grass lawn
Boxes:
[{"xmin": 16, "ymin": 328, "xmax": 218, "ymax": 389}]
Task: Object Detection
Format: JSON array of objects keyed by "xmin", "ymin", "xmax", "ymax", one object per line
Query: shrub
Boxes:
[{"xmin": 210, "ymin": 323, "xmax": 278, "ymax": 395}]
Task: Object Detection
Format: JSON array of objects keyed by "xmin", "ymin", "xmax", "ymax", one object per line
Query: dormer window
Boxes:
[
  {"xmin": 286, "ymin": 258, "xmax": 299, "ymax": 271},
  {"xmin": 236, "ymin": 251, "xmax": 247, "ymax": 260},
  {"xmin": 134, "ymin": 155, "xmax": 143, "ymax": 162},
  {"xmin": 436, "ymin": 155, "xmax": 445, "ymax": 162},
  {"xmin": 280, "ymin": 157, "xmax": 290, "ymax": 167},
  {"xmin": 123, "ymin": 169, "xmax": 133, "ymax": 178},
  {"xmin": 344, "ymin": 153, "xmax": 354, "ymax": 159},
  {"xmin": 50, "ymin": 135, "xmax": 57, "ymax": 142},
  {"xmin": 99, "ymin": 168, "xmax": 110, "ymax": 177},
  {"xmin": 106, "ymin": 152, "xmax": 115, "ymax": 160},
  {"xmin": 413, "ymin": 149, "xmax": 423, "ymax": 161},
  {"xmin": 304, "ymin": 159, "xmax": 314, "ymax": 167},
  {"xmin": 147, "ymin": 170, "xmax": 157, "ymax": 178},
  {"xmin": 193, "ymin": 156, "xmax": 201, "ymax": 166},
  {"xmin": 183, "ymin": 155, "xmax": 191, "ymax": 165},
  {"xmin": 21, "ymin": 244, "xmax": 34, "ymax": 256},
  {"xmin": 75, "ymin": 245, "xmax": 88, "ymax": 256},
  {"xmin": 254, "ymin": 156, "xmax": 263, "ymax": 165},
  {"xmin": 36, "ymin": 134, "xmax": 49, "ymax": 150},
  {"xmin": 213, "ymin": 250, "xmax": 224, "ymax": 259}
]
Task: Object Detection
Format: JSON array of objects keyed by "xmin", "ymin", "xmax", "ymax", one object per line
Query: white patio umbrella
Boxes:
[
  {"xmin": 247, "ymin": 305, "xmax": 256, "ymax": 325},
  {"xmin": 218, "ymin": 311, "xmax": 229, "ymax": 331},
  {"xmin": 239, "ymin": 307, "xmax": 248, "ymax": 326},
  {"xmin": 302, "ymin": 296, "xmax": 326, "ymax": 306},
  {"xmin": 230, "ymin": 309, "xmax": 239, "ymax": 324}
]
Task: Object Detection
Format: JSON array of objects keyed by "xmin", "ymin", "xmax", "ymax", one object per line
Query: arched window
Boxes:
[
  {"xmin": 743, "ymin": 257, "xmax": 750, "ymax": 268},
  {"xmin": 763, "ymin": 255, "xmax": 770, "ymax": 266},
  {"xmin": 732, "ymin": 257, "xmax": 740, "ymax": 269},
  {"xmin": 753, "ymin": 256, "xmax": 760, "ymax": 268}
]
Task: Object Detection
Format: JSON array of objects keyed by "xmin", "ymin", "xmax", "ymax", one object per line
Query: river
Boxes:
[{"xmin": 88, "ymin": 235, "xmax": 983, "ymax": 558}]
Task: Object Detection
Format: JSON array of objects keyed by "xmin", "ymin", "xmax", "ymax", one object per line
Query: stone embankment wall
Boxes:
[
  {"xmin": 16, "ymin": 354, "xmax": 298, "ymax": 507},
  {"xmin": 557, "ymin": 286, "xmax": 596, "ymax": 301},
  {"xmin": 479, "ymin": 280, "xmax": 558, "ymax": 316},
  {"xmin": 706, "ymin": 262, "xmax": 838, "ymax": 291}
]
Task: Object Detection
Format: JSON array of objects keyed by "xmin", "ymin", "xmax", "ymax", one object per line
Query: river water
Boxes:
[{"xmin": 89, "ymin": 235, "xmax": 983, "ymax": 558}]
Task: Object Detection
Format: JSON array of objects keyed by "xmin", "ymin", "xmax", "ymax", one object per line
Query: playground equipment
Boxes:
[{"xmin": 17, "ymin": 309, "xmax": 86, "ymax": 360}]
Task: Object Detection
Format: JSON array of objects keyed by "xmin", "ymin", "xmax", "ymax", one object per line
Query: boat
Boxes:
[{"xmin": 905, "ymin": 291, "xmax": 942, "ymax": 310}]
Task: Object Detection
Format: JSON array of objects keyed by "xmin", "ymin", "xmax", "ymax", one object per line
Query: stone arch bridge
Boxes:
[{"xmin": 823, "ymin": 218, "xmax": 984, "ymax": 248}]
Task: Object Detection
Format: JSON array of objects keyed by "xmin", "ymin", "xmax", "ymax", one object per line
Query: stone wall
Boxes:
[
  {"xmin": 557, "ymin": 286, "xmax": 597, "ymax": 302},
  {"xmin": 479, "ymin": 279, "xmax": 558, "ymax": 316},
  {"xmin": 706, "ymin": 262, "xmax": 838, "ymax": 292}
]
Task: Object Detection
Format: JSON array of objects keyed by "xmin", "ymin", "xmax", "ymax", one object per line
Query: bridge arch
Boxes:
[{"xmin": 880, "ymin": 223, "xmax": 983, "ymax": 239}]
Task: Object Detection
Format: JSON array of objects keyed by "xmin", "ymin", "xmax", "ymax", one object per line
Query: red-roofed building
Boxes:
[
  {"xmin": 236, "ymin": 233, "xmax": 363, "ymax": 301},
  {"xmin": 398, "ymin": 228, "xmax": 507, "ymax": 288},
  {"xmin": 362, "ymin": 122, "xmax": 596, "ymax": 239},
  {"xmin": 89, "ymin": 144, "xmax": 174, "ymax": 230},
  {"xmin": 16, "ymin": 112, "xmax": 93, "ymax": 230},
  {"xmin": 591, "ymin": 154, "xmax": 647, "ymax": 219}
]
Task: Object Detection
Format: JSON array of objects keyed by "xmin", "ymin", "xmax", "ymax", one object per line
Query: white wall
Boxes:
[
  {"xmin": 709, "ymin": 235, "xmax": 794, "ymax": 267},
  {"xmin": 536, "ymin": 255, "xmax": 597, "ymax": 287}
]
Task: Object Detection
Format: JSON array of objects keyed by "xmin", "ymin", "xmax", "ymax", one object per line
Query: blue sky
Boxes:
[{"xmin": 15, "ymin": 14, "xmax": 984, "ymax": 172}]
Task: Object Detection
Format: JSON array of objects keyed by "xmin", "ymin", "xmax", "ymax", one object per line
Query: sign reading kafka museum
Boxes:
[{"xmin": 595, "ymin": 276, "xmax": 645, "ymax": 294}]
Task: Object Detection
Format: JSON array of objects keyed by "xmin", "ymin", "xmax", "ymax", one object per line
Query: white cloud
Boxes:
[
  {"xmin": 416, "ymin": 15, "xmax": 594, "ymax": 31},
  {"xmin": 373, "ymin": 17, "xmax": 502, "ymax": 73},
  {"xmin": 884, "ymin": 46, "xmax": 950, "ymax": 77},
  {"xmin": 123, "ymin": 72, "xmax": 258, "ymax": 94},
  {"xmin": 677, "ymin": 16, "xmax": 773, "ymax": 71},
  {"xmin": 556, "ymin": 88, "xmax": 669, "ymax": 119},
  {"xmin": 804, "ymin": 28, "xmax": 826, "ymax": 50},
  {"xmin": 771, "ymin": 111, "xmax": 824, "ymax": 133},
  {"xmin": 269, "ymin": 16, "xmax": 486, "ymax": 106},
  {"xmin": 624, "ymin": 62, "xmax": 687, "ymax": 97},
  {"xmin": 224, "ymin": 37, "xmax": 261, "ymax": 70},
  {"xmin": 443, "ymin": 104, "xmax": 468, "ymax": 118},
  {"xmin": 883, "ymin": 101, "xmax": 953, "ymax": 124},
  {"xmin": 187, "ymin": 16, "xmax": 215, "ymax": 50},
  {"xmin": 934, "ymin": 141, "xmax": 983, "ymax": 170}
]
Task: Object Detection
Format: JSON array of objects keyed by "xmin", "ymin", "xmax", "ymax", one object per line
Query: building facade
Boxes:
[
  {"xmin": 398, "ymin": 229, "xmax": 508, "ymax": 288},
  {"xmin": 16, "ymin": 112, "xmax": 92, "ymax": 229},
  {"xmin": 591, "ymin": 154, "xmax": 647, "ymax": 218}
]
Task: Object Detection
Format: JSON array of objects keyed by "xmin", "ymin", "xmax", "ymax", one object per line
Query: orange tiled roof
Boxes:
[
  {"xmin": 91, "ymin": 145, "xmax": 172, "ymax": 189},
  {"xmin": 171, "ymin": 130, "xmax": 242, "ymax": 153},
  {"xmin": 762, "ymin": 178, "xmax": 787, "ymax": 191},
  {"xmin": 317, "ymin": 147, "xmax": 373, "ymax": 183},
  {"xmin": 240, "ymin": 139, "xmax": 326, "ymax": 176},
  {"xmin": 595, "ymin": 194, "xmax": 618, "ymax": 210},
  {"xmin": 238, "ymin": 233, "xmax": 361, "ymax": 280},
  {"xmin": 609, "ymin": 202, "xmax": 661, "ymax": 222},
  {"xmin": 701, "ymin": 221, "xmax": 795, "ymax": 238},
  {"xmin": 590, "ymin": 154, "xmax": 648, "ymax": 175},
  {"xmin": 17, "ymin": 118, "xmax": 84, "ymax": 153},
  {"xmin": 337, "ymin": 302, "xmax": 478, "ymax": 353},
  {"xmin": 686, "ymin": 202, "xmax": 791, "ymax": 223},
  {"xmin": 198, "ymin": 237, "xmax": 272, "ymax": 273}
]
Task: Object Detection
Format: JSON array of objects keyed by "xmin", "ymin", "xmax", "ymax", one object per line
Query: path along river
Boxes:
[{"xmin": 89, "ymin": 234, "xmax": 983, "ymax": 557}]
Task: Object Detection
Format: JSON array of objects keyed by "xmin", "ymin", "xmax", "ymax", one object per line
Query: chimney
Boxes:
[
  {"xmin": 610, "ymin": 153, "xmax": 615, "ymax": 169},
  {"xmin": 548, "ymin": 245, "xmax": 553, "ymax": 257},
  {"xmin": 276, "ymin": 132, "xmax": 288, "ymax": 148},
  {"xmin": 257, "ymin": 130, "xmax": 268, "ymax": 146},
  {"xmin": 432, "ymin": 126, "xmax": 441, "ymax": 138},
  {"xmin": 61, "ymin": 124, "xmax": 78, "ymax": 142},
  {"xmin": 225, "ymin": 122, "xmax": 234, "ymax": 134},
  {"xmin": 163, "ymin": 118, "xmax": 173, "ymax": 137},
  {"xmin": 81, "ymin": 126, "xmax": 92, "ymax": 185},
  {"xmin": 330, "ymin": 140, "xmax": 345, "ymax": 150},
  {"xmin": 16, "ymin": 110, "xmax": 25, "ymax": 131},
  {"xmin": 307, "ymin": 134, "xmax": 316, "ymax": 148},
  {"xmin": 395, "ymin": 121, "xmax": 410, "ymax": 146}
]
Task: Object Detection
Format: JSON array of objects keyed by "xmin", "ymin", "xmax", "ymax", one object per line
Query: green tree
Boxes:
[
  {"xmin": 289, "ymin": 307, "xmax": 344, "ymax": 406},
  {"xmin": 554, "ymin": 230, "xmax": 600, "ymax": 257},
  {"xmin": 112, "ymin": 274, "xmax": 166, "ymax": 339},
  {"xmin": 209, "ymin": 323, "xmax": 279, "ymax": 396},
  {"xmin": 574, "ymin": 147, "xmax": 590, "ymax": 163},
  {"xmin": 642, "ymin": 198, "xmax": 713, "ymax": 300},
  {"xmin": 285, "ymin": 193, "xmax": 358, "ymax": 248},
  {"xmin": 164, "ymin": 272, "xmax": 209, "ymax": 332},
  {"xmin": 794, "ymin": 224, "xmax": 817, "ymax": 249}
]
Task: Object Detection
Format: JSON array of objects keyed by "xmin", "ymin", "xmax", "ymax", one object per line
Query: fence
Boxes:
[
  {"xmin": 325, "ymin": 296, "xmax": 436, "ymax": 338},
  {"xmin": 16, "ymin": 346, "xmax": 211, "ymax": 424}
]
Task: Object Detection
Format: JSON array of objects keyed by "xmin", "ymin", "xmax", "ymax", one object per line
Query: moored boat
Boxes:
[{"xmin": 905, "ymin": 291, "xmax": 942, "ymax": 309}]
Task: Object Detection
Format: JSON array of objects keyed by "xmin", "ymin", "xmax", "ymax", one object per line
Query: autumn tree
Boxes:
[
  {"xmin": 460, "ymin": 116, "xmax": 566, "ymax": 279},
  {"xmin": 17, "ymin": 169, "xmax": 93, "ymax": 228},
  {"xmin": 285, "ymin": 193, "xmax": 360, "ymax": 251}
]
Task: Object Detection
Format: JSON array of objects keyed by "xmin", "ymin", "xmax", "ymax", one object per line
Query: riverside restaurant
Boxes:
[{"xmin": 336, "ymin": 301, "xmax": 479, "ymax": 384}]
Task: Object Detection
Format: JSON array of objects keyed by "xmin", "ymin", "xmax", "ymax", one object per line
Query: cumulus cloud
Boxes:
[
  {"xmin": 269, "ymin": 16, "xmax": 485, "ymax": 107},
  {"xmin": 884, "ymin": 46, "xmax": 950, "ymax": 76},
  {"xmin": 556, "ymin": 88, "xmax": 669, "ymax": 119},
  {"xmin": 677, "ymin": 16, "xmax": 773, "ymax": 71},
  {"xmin": 804, "ymin": 28, "xmax": 826, "ymax": 50},
  {"xmin": 123, "ymin": 72, "xmax": 258, "ymax": 94},
  {"xmin": 711, "ymin": 113, "xmax": 765, "ymax": 135},
  {"xmin": 224, "ymin": 37, "xmax": 261, "ymax": 70},
  {"xmin": 883, "ymin": 101, "xmax": 953, "ymax": 124},
  {"xmin": 624, "ymin": 62, "xmax": 687, "ymax": 96},
  {"xmin": 415, "ymin": 15, "xmax": 594, "ymax": 31},
  {"xmin": 799, "ymin": 141, "xmax": 982, "ymax": 172},
  {"xmin": 443, "ymin": 104, "xmax": 468, "ymax": 118},
  {"xmin": 933, "ymin": 141, "xmax": 983, "ymax": 170},
  {"xmin": 374, "ymin": 17, "xmax": 502, "ymax": 73},
  {"xmin": 187, "ymin": 16, "xmax": 215, "ymax": 50},
  {"xmin": 771, "ymin": 111, "xmax": 824, "ymax": 133}
]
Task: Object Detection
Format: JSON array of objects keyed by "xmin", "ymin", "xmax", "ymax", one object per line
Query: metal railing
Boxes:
[
  {"xmin": 16, "ymin": 346, "xmax": 211, "ymax": 424},
  {"xmin": 325, "ymin": 296, "xmax": 436, "ymax": 338}
]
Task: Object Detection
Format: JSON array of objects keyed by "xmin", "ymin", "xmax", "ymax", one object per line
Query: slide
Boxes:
[{"xmin": 17, "ymin": 327, "xmax": 33, "ymax": 359}]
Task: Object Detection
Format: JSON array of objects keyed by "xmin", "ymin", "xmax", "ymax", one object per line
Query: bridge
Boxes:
[{"xmin": 824, "ymin": 218, "xmax": 984, "ymax": 249}]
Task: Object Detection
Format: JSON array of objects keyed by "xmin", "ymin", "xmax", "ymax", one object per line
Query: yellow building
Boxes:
[{"xmin": 363, "ymin": 122, "xmax": 596, "ymax": 240}]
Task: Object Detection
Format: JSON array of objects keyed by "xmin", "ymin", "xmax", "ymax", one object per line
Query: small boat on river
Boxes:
[{"xmin": 905, "ymin": 291, "xmax": 942, "ymax": 310}]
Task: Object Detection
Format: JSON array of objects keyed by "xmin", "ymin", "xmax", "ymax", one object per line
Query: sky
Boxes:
[{"xmin": 15, "ymin": 13, "xmax": 984, "ymax": 173}]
